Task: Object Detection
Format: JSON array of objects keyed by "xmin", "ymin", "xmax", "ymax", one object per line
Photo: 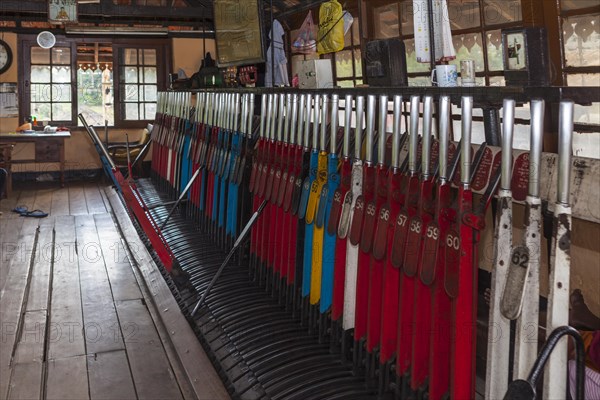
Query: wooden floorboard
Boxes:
[
  {"xmin": 47, "ymin": 215, "xmax": 86, "ymax": 360},
  {"xmin": 50, "ymin": 186, "xmax": 70, "ymax": 216},
  {"xmin": 6, "ymin": 362, "xmax": 43, "ymax": 400},
  {"xmin": 0, "ymin": 219, "xmax": 39, "ymax": 399},
  {"xmin": 84, "ymin": 184, "xmax": 107, "ymax": 215},
  {"xmin": 68, "ymin": 184, "xmax": 88, "ymax": 216},
  {"xmin": 115, "ymin": 299, "xmax": 183, "ymax": 400},
  {"xmin": 32, "ymin": 187, "xmax": 53, "ymax": 214},
  {"xmin": 25, "ymin": 218, "xmax": 53, "ymax": 313},
  {"xmin": 94, "ymin": 213, "xmax": 142, "ymax": 302},
  {"xmin": 87, "ymin": 350, "xmax": 137, "ymax": 400},
  {"xmin": 45, "ymin": 355, "xmax": 90, "ymax": 400},
  {"xmin": 1, "ymin": 182, "xmax": 221, "ymax": 400},
  {"xmin": 76, "ymin": 215, "xmax": 125, "ymax": 355}
]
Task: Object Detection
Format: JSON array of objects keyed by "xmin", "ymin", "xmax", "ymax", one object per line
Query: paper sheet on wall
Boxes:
[
  {"xmin": 0, "ymin": 83, "xmax": 18, "ymax": 118},
  {"xmin": 413, "ymin": 0, "xmax": 456, "ymax": 63}
]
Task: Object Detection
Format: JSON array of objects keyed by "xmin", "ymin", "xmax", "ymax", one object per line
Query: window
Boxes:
[
  {"xmin": 19, "ymin": 35, "xmax": 169, "ymax": 128},
  {"xmin": 119, "ymin": 48, "xmax": 158, "ymax": 121},
  {"xmin": 30, "ymin": 46, "xmax": 73, "ymax": 123},
  {"xmin": 371, "ymin": 0, "xmax": 523, "ymax": 86}
]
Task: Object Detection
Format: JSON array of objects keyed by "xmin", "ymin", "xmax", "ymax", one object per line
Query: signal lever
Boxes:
[{"xmin": 503, "ymin": 325, "xmax": 585, "ymax": 400}]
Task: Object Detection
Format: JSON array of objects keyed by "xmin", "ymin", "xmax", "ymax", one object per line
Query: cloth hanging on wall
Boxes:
[
  {"xmin": 413, "ymin": 0, "xmax": 456, "ymax": 63},
  {"xmin": 265, "ymin": 19, "xmax": 290, "ymax": 87}
]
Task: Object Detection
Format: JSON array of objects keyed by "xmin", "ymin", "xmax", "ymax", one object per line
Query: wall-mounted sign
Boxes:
[
  {"xmin": 48, "ymin": 0, "xmax": 78, "ymax": 25},
  {"xmin": 213, "ymin": 0, "xmax": 264, "ymax": 67}
]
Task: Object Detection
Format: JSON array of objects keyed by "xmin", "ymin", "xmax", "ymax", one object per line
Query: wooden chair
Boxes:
[{"xmin": 107, "ymin": 125, "xmax": 152, "ymax": 176}]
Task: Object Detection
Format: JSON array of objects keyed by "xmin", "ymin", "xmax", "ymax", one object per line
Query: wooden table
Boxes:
[{"xmin": 0, "ymin": 132, "xmax": 71, "ymax": 187}]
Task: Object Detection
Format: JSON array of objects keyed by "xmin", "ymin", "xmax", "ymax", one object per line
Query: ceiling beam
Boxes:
[{"xmin": 0, "ymin": 0, "xmax": 210, "ymax": 20}]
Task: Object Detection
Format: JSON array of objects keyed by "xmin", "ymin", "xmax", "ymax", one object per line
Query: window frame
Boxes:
[{"xmin": 18, "ymin": 35, "xmax": 170, "ymax": 129}]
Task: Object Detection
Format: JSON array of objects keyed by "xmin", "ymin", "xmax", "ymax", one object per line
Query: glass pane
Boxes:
[
  {"xmin": 144, "ymin": 85, "xmax": 157, "ymax": 102},
  {"xmin": 52, "ymin": 66, "xmax": 71, "ymax": 83},
  {"xmin": 52, "ymin": 47, "xmax": 71, "ymax": 64},
  {"xmin": 405, "ymin": 39, "xmax": 430, "ymax": 73},
  {"xmin": 573, "ymin": 132, "xmax": 600, "ymax": 159},
  {"xmin": 449, "ymin": 33, "xmax": 485, "ymax": 72},
  {"xmin": 567, "ymin": 74, "xmax": 600, "ymax": 126},
  {"xmin": 489, "ymin": 76, "xmax": 506, "ymax": 86},
  {"xmin": 123, "ymin": 49, "xmax": 138, "ymax": 65},
  {"xmin": 408, "ymin": 76, "xmax": 431, "ymax": 87},
  {"xmin": 486, "ymin": 30, "xmax": 504, "ymax": 71},
  {"xmin": 138, "ymin": 86, "xmax": 145, "ymax": 102},
  {"xmin": 124, "ymin": 85, "xmax": 139, "ymax": 101},
  {"xmin": 563, "ymin": 14, "xmax": 600, "ymax": 67},
  {"xmin": 31, "ymin": 103, "xmax": 51, "ymax": 121},
  {"xmin": 354, "ymin": 49, "xmax": 363, "ymax": 77},
  {"xmin": 31, "ymin": 48, "xmax": 50, "ymax": 64},
  {"xmin": 335, "ymin": 50, "xmax": 354, "ymax": 78},
  {"xmin": 143, "ymin": 67, "xmax": 157, "ymax": 84},
  {"xmin": 447, "ymin": 0, "xmax": 480, "ymax": 30},
  {"xmin": 31, "ymin": 66, "xmax": 51, "ymax": 83},
  {"xmin": 125, "ymin": 103, "xmax": 139, "ymax": 120},
  {"xmin": 482, "ymin": 0, "xmax": 522, "ymax": 25},
  {"xmin": 52, "ymin": 102, "xmax": 72, "ymax": 121},
  {"xmin": 31, "ymin": 84, "xmax": 51, "ymax": 102},
  {"xmin": 561, "ymin": 0, "xmax": 598, "ymax": 11},
  {"xmin": 52, "ymin": 84, "xmax": 71, "ymax": 102},
  {"xmin": 400, "ymin": 1, "xmax": 415, "ymax": 37},
  {"xmin": 337, "ymin": 80, "xmax": 354, "ymax": 88},
  {"xmin": 124, "ymin": 66, "xmax": 139, "ymax": 83},
  {"xmin": 374, "ymin": 4, "xmax": 399, "ymax": 39},
  {"xmin": 144, "ymin": 103, "xmax": 156, "ymax": 120},
  {"xmin": 143, "ymin": 49, "xmax": 157, "ymax": 65},
  {"xmin": 356, "ymin": 79, "xmax": 363, "ymax": 86},
  {"xmin": 78, "ymin": 68, "xmax": 114, "ymax": 126},
  {"xmin": 352, "ymin": 17, "xmax": 360, "ymax": 44}
]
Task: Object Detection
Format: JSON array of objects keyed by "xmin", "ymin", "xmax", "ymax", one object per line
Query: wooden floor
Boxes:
[{"xmin": 0, "ymin": 181, "xmax": 229, "ymax": 400}]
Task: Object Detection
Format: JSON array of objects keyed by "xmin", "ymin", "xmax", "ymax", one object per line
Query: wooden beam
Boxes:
[{"xmin": 0, "ymin": 1, "xmax": 208, "ymax": 20}]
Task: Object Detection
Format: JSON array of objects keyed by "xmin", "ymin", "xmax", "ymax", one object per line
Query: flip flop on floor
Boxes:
[
  {"xmin": 22, "ymin": 210, "xmax": 48, "ymax": 218},
  {"xmin": 12, "ymin": 206, "xmax": 28, "ymax": 215}
]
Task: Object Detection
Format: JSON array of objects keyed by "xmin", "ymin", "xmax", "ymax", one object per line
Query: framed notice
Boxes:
[
  {"xmin": 48, "ymin": 0, "xmax": 78, "ymax": 25},
  {"xmin": 0, "ymin": 83, "xmax": 18, "ymax": 118},
  {"xmin": 213, "ymin": 0, "xmax": 264, "ymax": 67}
]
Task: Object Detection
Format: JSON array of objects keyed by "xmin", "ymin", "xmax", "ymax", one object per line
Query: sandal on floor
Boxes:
[
  {"xmin": 12, "ymin": 206, "xmax": 28, "ymax": 215},
  {"xmin": 21, "ymin": 210, "xmax": 48, "ymax": 218}
]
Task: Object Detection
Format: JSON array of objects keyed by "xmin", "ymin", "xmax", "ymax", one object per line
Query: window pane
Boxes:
[
  {"xmin": 354, "ymin": 49, "xmax": 363, "ymax": 77},
  {"xmin": 337, "ymin": 80, "xmax": 354, "ymax": 88},
  {"xmin": 52, "ymin": 102, "xmax": 72, "ymax": 120},
  {"xmin": 143, "ymin": 49, "xmax": 157, "ymax": 65},
  {"xmin": 352, "ymin": 18, "xmax": 360, "ymax": 44},
  {"xmin": 52, "ymin": 84, "xmax": 71, "ymax": 102},
  {"xmin": 123, "ymin": 49, "xmax": 138, "ymax": 65},
  {"xmin": 448, "ymin": 0, "xmax": 480, "ymax": 30},
  {"xmin": 52, "ymin": 47, "xmax": 71, "ymax": 65},
  {"xmin": 449, "ymin": 33, "xmax": 485, "ymax": 72},
  {"xmin": 31, "ymin": 103, "xmax": 51, "ymax": 121},
  {"xmin": 408, "ymin": 76, "xmax": 431, "ymax": 87},
  {"xmin": 144, "ymin": 85, "xmax": 157, "ymax": 102},
  {"xmin": 400, "ymin": 1, "xmax": 415, "ymax": 37},
  {"xmin": 31, "ymin": 66, "xmax": 51, "ymax": 83},
  {"xmin": 124, "ymin": 67, "xmax": 138, "ymax": 83},
  {"xmin": 486, "ymin": 30, "xmax": 504, "ymax": 71},
  {"xmin": 405, "ymin": 39, "xmax": 430, "ymax": 73},
  {"xmin": 335, "ymin": 50, "xmax": 354, "ymax": 78},
  {"xmin": 52, "ymin": 66, "xmax": 71, "ymax": 83},
  {"xmin": 374, "ymin": 4, "xmax": 399, "ymax": 39},
  {"xmin": 125, "ymin": 103, "xmax": 139, "ymax": 120},
  {"xmin": 561, "ymin": 0, "xmax": 598, "ymax": 11},
  {"xmin": 489, "ymin": 76, "xmax": 506, "ymax": 86},
  {"xmin": 31, "ymin": 84, "xmax": 51, "ymax": 102},
  {"xmin": 563, "ymin": 14, "xmax": 600, "ymax": 67},
  {"xmin": 144, "ymin": 103, "xmax": 156, "ymax": 120},
  {"xmin": 124, "ymin": 85, "xmax": 139, "ymax": 101},
  {"xmin": 567, "ymin": 74, "xmax": 600, "ymax": 126},
  {"xmin": 143, "ymin": 67, "xmax": 157, "ymax": 84},
  {"xmin": 31, "ymin": 48, "xmax": 50, "ymax": 64},
  {"xmin": 482, "ymin": 0, "xmax": 522, "ymax": 25}
]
